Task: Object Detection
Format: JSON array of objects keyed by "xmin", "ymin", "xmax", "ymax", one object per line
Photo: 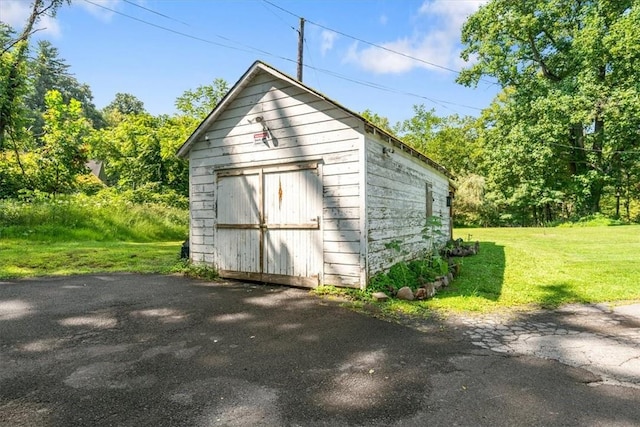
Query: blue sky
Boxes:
[{"xmin": 2, "ymin": 0, "xmax": 498, "ymax": 125}]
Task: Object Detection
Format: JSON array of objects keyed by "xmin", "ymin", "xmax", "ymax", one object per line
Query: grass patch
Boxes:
[
  {"xmin": 0, "ymin": 192, "xmax": 197, "ymax": 280},
  {"xmin": 0, "ymin": 192, "xmax": 188, "ymax": 242},
  {"xmin": 315, "ymin": 225, "xmax": 640, "ymax": 314},
  {"xmin": 0, "ymin": 240, "xmax": 188, "ymax": 279},
  {"xmin": 433, "ymin": 226, "xmax": 640, "ymax": 312}
]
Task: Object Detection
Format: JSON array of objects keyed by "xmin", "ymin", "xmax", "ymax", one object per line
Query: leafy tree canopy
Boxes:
[
  {"xmin": 458, "ymin": 0, "xmax": 640, "ymax": 219},
  {"xmin": 175, "ymin": 78, "xmax": 229, "ymax": 120},
  {"xmin": 104, "ymin": 92, "xmax": 146, "ymax": 116}
]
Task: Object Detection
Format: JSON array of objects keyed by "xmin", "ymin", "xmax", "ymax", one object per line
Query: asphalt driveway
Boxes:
[{"xmin": 1, "ymin": 274, "xmax": 639, "ymax": 426}]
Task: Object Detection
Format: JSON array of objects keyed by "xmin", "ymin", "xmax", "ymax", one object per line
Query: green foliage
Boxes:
[
  {"xmin": 25, "ymin": 40, "xmax": 104, "ymax": 137},
  {"xmin": 368, "ymin": 217, "xmax": 450, "ymax": 296},
  {"xmin": 556, "ymin": 213, "xmax": 625, "ymax": 227},
  {"xmin": 319, "ymin": 226, "xmax": 640, "ymax": 315},
  {"xmin": 459, "ymin": 0, "xmax": 640, "ymax": 222},
  {"xmin": 37, "ymin": 90, "xmax": 93, "ymax": 194},
  {"xmin": 396, "ymin": 105, "xmax": 441, "ymax": 155},
  {"xmin": 104, "ymin": 92, "xmax": 145, "ymax": 115},
  {"xmin": 0, "ymin": 27, "xmax": 31, "ymax": 152},
  {"xmin": 75, "ymin": 173, "xmax": 106, "ymax": 195},
  {"xmin": 361, "ymin": 109, "xmax": 395, "ymax": 134},
  {"xmin": 0, "ymin": 190, "xmax": 188, "ymax": 242},
  {"xmin": 89, "ymin": 112, "xmax": 191, "ymax": 196},
  {"xmin": 453, "ymin": 173, "xmax": 489, "ymax": 226},
  {"xmin": 1, "ymin": 0, "xmax": 73, "ymax": 149},
  {"xmin": 175, "ymin": 78, "xmax": 229, "ymax": 120},
  {"xmin": 119, "ymin": 182, "xmax": 188, "ymax": 209},
  {"xmin": 0, "ymin": 33, "xmax": 210, "ymax": 202},
  {"xmin": 177, "ymin": 262, "xmax": 219, "ymax": 281},
  {"xmin": 0, "ymin": 240, "xmax": 186, "ymax": 280}
]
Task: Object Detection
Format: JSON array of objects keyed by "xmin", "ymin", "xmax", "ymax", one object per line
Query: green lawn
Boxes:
[
  {"xmin": 3, "ymin": 222, "xmax": 639, "ymax": 314},
  {"xmin": 0, "ymin": 194, "xmax": 191, "ymax": 280},
  {"xmin": 0, "ymin": 240, "xmax": 186, "ymax": 279},
  {"xmin": 424, "ymin": 226, "xmax": 640, "ymax": 312}
]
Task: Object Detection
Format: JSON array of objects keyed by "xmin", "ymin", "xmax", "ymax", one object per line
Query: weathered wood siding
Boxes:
[
  {"xmin": 365, "ymin": 136, "xmax": 451, "ymax": 276},
  {"xmin": 187, "ymin": 71, "xmax": 364, "ymax": 287}
]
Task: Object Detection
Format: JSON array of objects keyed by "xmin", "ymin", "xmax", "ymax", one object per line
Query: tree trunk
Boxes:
[
  {"xmin": 587, "ymin": 65, "xmax": 607, "ymax": 214},
  {"xmin": 0, "ymin": 0, "xmax": 44, "ymax": 150},
  {"xmin": 569, "ymin": 123, "xmax": 586, "ymax": 176}
]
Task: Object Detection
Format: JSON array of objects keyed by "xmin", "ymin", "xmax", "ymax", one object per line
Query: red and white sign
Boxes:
[{"xmin": 253, "ymin": 131, "xmax": 269, "ymax": 144}]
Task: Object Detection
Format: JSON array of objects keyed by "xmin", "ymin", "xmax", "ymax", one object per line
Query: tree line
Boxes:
[
  {"xmin": 369, "ymin": 0, "xmax": 639, "ymax": 226},
  {"xmin": 0, "ymin": 1, "xmax": 228, "ymax": 203},
  {"xmin": 1, "ymin": 0, "xmax": 638, "ymax": 226}
]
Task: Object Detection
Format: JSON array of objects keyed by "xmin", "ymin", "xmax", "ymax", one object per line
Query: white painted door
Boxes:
[
  {"xmin": 216, "ymin": 163, "xmax": 322, "ymax": 287},
  {"xmin": 216, "ymin": 171, "xmax": 261, "ymax": 277}
]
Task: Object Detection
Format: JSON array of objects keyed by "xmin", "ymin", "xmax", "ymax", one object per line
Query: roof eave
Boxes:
[{"xmin": 176, "ymin": 60, "xmax": 454, "ymax": 181}]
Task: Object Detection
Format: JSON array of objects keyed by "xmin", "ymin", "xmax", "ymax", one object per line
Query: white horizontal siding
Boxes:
[
  {"xmin": 365, "ymin": 136, "xmax": 451, "ymax": 276},
  {"xmin": 188, "ymin": 70, "xmax": 364, "ymax": 287}
]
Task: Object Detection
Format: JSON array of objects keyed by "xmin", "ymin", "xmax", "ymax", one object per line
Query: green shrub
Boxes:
[
  {"xmin": 0, "ymin": 190, "xmax": 188, "ymax": 242},
  {"xmin": 557, "ymin": 213, "xmax": 625, "ymax": 227}
]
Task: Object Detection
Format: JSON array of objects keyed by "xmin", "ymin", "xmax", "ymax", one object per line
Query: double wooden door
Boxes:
[{"xmin": 216, "ymin": 163, "xmax": 322, "ymax": 287}]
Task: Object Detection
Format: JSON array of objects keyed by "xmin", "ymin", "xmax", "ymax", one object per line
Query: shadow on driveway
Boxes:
[{"xmin": 1, "ymin": 274, "xmax": 639, "ymax": 426}]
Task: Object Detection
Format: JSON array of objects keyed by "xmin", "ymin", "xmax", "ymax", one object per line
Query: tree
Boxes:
[
  {"xmin": 91, "ymin": 113, "xmax": 163, "ymax": 190},
  {"xmin": 458, "ymin": 0, "xmax": 640, "ymax": 218},
  {"xmin": 361, "ymin": 109, "xmax": 394, "ymax": 134},
  {"xmin": 156, "ymin": 115, "xmax": 192, "ymax": 195},
  {"xmin": 396, "ymin": 105, "xmax": 441, "ymax": 156},
  {"xmin": 0, "ymin": 0, "xmax": 70, "ymax": 149},
  {"xmin": 1, "ymin": 25, "xmax": 34, "ymax": 189},
  {"xmin": 37, "ymin": 90, "xmax": 93, "ymax": 194},
  {"xmin": 104, "ymin": 92, "xmax": 145, "ymax": 116},
  {"xmin": 26, "ymin": 40, "xmax": 104, "ymax": 138},
  {"xmin": 175, "ymin": 78, "xmax": 229, "ymax": 120}
]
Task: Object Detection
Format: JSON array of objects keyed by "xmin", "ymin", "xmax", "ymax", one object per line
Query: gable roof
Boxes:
[{"xmin": 176, "ymin": 60, "xmax": 453, "ymax": 179}]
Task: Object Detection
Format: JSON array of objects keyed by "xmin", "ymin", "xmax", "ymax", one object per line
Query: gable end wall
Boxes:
[{"xmin": 187, "ymin": 72, "xmax": 365, "ymax": 287}]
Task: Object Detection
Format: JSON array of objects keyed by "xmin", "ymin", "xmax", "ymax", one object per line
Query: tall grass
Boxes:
[
  {"xmin": 0, "ymin": 190, "xmax": 190, "ymax": 279},
  {"xmin": 0, "ymin": 191, "xmax": 188, "ymax": 242}
]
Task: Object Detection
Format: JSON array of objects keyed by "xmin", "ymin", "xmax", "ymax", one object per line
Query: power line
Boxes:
[
  {"xmin": 544, "ymin": 141, "xmax": 640, "ymax": 155},
  {"xmin": 121, "ymin": 0, "xmax": 190, "ymax": 26},
  {"xmin": 82, "ymin": 0, "xmax": 307, "ymax": 66},
  {"xmin": 259, "ymin": 0, "xmax": 297, "ymax": 32},
  {"xmin": 81, "ymin": 0, "xmax": 486, "ymax": 114},
  {"xmin": 261, "ymin": 0, "xmax": 494, "ymax": 84},
  {"xmin": 83, "ymin": 0, "xmax": 253, "ymax": 53}
]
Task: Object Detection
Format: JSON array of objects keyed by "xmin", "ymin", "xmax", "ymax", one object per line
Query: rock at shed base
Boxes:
[
  {"xmin": 372, "ymin": 292, "xmax": 390, "ymax": 302},
  {"xmin": 414, "ymin": 288, "xmax": 427, "ymax": 300},
  {"xmin": 397, "ymin": 286, "xmax": 414, "ymax": 301}
]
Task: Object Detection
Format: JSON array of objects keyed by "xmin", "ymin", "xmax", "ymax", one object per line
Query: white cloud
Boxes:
[
  {"xmin": 419, "ymin": 0, "xmax": 488, "ymax": 29},
  {"xmin": 320, "ymin": 29, "xmax": 338, "ymax": 56},
  {"xmin": 344, "ymin": 0, "xmax": 487, "ymax": 74},
  {"xmin": 76, "ymin": 0, "xmax": 122, "ymax": 22},
  {"xmin": 0, "ymin": 0, "xmax": 61, "ymax": 37}
]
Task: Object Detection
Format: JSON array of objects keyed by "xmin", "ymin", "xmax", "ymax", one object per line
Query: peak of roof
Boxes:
[{"xmin": 176, "ymin": 60, "xmax": 453, "ymax": 179}]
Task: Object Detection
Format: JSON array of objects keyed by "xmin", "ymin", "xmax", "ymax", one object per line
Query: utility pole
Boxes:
[{"xmin": 297, "ymin": 17, "xmax": 305, "ymax": 82}]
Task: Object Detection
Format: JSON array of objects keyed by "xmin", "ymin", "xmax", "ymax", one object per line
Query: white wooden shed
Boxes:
[{"xmin": 177, "ymin": 61, "xmax": 454, "ymax": 289}]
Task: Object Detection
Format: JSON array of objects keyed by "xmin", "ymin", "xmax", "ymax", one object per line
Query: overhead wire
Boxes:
[
  {"xmin": 82, "ymin": 0, "xmax": 258, "ymax": 54},
  {"xmin": 261, "ymin": 0, "xmax": 496, "ymax": 84},
  {"xmin": 121, "ymin": 0, "xmax": 191, "ymax": 26},
  {"xmin": 74, "ymin": 1, "xmax": 640, "ymax": 154},
  {"xmin": 258, "ymin": 0, "xmax": 297, "ymax": 32},
  {"xmin": 82, "ymin": 0, "xmax": 311, "ymax": 69},
  {"xmin": 81, "ymin": 0, "xmax": 487, "ymax": 114}
]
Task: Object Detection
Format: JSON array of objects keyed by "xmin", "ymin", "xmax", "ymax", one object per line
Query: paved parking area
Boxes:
[
  {"xmin": 454, "ymin": 304, "xmax": 640, "ymax": 388},
  {"xmin": 1, "ymin": 274, "xmax": 639, "ymax": 426}
]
